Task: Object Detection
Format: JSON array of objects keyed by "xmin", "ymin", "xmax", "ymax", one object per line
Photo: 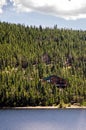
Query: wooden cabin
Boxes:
[{"xmin": 43, "ymin": 75, "xmax": 68, "ymax": 88}]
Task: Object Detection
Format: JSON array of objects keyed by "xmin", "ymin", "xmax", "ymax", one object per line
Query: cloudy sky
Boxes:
[{"xmin": 0, "ymin": 0, "xmax": 86, "ymax": 30}]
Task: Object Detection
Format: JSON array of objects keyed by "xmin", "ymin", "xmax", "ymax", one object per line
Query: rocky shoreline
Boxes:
[{"xmin": 1, "ymin": 105, "xmax": 86, "ymax": 110}]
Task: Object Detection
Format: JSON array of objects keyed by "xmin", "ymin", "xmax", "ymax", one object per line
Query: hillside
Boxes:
[{"xmin": 0, "ymin": 22, "xmax": 86, "ymax": 107}]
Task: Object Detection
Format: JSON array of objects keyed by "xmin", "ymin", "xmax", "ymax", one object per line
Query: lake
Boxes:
[{"xmin": 0, "ymin": 109, "xmax": 86, "ymax": 130}]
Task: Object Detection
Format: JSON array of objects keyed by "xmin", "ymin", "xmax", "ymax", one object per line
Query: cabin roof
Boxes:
[
  {"xmin": 43, "ymin": 75, "xmax": 68, "ymax": 88},
  {"xmin": 43, "ymin": 75, "xmax": 59, "ymax": 80}
]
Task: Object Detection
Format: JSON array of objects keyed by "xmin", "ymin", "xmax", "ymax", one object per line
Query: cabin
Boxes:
[{"xmin": 43, "ymin": 75, "xmax": 68, "ymax": 88}]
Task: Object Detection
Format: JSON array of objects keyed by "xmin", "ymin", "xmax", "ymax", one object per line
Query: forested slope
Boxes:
[{"xmin": 0, "ymin": 22, "xmax": 86, "ymax": 107}]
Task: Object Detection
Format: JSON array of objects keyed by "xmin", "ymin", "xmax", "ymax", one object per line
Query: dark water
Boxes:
[{"xmin": 0, "ymin": 109, "xmax": 86, "ymax": 130}]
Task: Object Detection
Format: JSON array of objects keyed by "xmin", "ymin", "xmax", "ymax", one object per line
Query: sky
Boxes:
[{"xmin": 0, "ymin": 0, "xmax": 86, "ymax": 30}]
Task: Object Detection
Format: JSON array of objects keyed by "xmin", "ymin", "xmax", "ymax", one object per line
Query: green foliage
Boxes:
[{"xmin": 0, "ymin": 22, "xmax": 86, "ymax": 107}]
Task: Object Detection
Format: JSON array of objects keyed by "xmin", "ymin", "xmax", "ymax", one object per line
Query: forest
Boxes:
[{"xmin": 0, "ymin": 22, "xmax": 86, "ymax": 107}]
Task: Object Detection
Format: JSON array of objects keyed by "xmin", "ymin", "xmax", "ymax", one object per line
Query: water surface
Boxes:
[{"xmin": 0, "ymin": 109, "xmax": 86, "ymax": 130}]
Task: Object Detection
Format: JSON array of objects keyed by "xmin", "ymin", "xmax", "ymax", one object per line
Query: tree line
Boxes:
[{"xmin": 0, "ymin": 22, "xmax": 86, "ymax": 107}]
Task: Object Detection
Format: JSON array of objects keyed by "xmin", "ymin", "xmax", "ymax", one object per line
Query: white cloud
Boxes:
[
  {"xmin": 0, "ymin": 0, "xmax": 7, "ymax": 13},
  {"xmin": 1, "ymin": 0, "xmax": 86, "ymax": 20}
]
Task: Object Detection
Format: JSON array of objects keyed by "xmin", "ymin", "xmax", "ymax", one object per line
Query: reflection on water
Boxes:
[{"xmin": 0, "ymin": 109, "xmax": 86, "ymax": 130}]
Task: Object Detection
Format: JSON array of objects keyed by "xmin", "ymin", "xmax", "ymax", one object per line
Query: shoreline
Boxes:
[{"xmin": 1, "ymin": 105, "xmax": 86, "ymax": 110}]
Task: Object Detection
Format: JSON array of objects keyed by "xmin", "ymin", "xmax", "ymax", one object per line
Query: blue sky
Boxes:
[{"xmin": 0, "ymin": 0, "xmax": 86, "ymax": 30}]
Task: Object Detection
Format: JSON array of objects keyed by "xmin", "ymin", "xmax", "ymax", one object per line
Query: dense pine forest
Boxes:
[{"xmin": 0, "ymin": 22, "xmax": 86, "ymax": 107}]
